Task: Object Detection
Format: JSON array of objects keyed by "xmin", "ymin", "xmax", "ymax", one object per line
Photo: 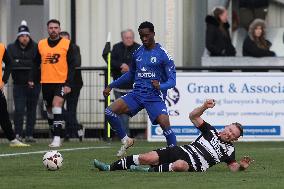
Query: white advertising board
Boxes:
[{"xmin": 148, "ymin": 72, "xmax": 284, "ymax": 141}]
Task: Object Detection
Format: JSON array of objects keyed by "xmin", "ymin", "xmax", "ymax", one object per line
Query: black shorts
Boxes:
[
  {"xmin": 154, "ymin": 146, "xmax": 195, "ymax": 172},
  {"xmin": 42, "ymin": 83, "xmax": 65, "ymax": 108}
]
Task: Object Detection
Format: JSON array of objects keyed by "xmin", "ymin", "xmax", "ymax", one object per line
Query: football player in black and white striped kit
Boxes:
[{"xmin": 94, "ymin": 99, "xmax": 253, "ymax": 172}]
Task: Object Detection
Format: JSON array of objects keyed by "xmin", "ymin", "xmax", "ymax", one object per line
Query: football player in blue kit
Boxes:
[{"xmin": 103, "ymin": 21, "xmax": 177, "ymax": 157}]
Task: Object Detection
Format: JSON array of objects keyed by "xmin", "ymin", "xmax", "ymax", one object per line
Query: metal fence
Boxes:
[{"xmin": 2, "ymin": 67, "xmax": 147, "ymax": 140}]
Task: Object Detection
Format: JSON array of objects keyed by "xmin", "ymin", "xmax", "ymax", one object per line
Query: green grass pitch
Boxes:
[{"xmin": 1, "ymin": 141, "xmax": 283, "ymax": 189}]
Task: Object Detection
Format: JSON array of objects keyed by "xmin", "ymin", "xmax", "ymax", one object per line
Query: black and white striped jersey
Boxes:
[{"xmin": 181, "ymin": 121, "xmax": 236, "ymax": 172}]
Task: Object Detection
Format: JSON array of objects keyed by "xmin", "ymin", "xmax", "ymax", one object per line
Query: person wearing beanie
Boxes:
[
  {"xmin": 7, "ymin": 20, "xmax": 40, "ymax": 143},
  {"xmin": 0, "ymin": 41, "xmax": 30, "ymax": 147}
]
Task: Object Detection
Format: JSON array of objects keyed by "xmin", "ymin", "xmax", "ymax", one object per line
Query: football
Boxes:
[{"xmin": 43, "ymin": 151, "xmax": 63, "ymax": 171}]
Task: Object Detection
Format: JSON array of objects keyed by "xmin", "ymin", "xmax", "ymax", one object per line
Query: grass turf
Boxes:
[{"xmin": 0, "ymin": 141, "xmax": 283, "ymax": 189}]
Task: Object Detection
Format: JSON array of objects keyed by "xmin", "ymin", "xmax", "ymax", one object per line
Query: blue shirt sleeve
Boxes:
[
  {"xmin": 109, "ymin": 53, "xmax": 136, "ymax": 88},
  {"xmin": 160, "ymin": 51, "xmax": 176, "ymax": 91}
]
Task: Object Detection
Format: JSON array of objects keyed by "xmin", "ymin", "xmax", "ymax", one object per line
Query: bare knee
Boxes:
[
  {"xmin": 138, "ymin": 151, "xmax": 159, "ymax": 165},
  {"xmin": 108, "ymin": 98, "xmax": 129, "ymax": 114},
  {"xmin": 52, "ymin": 96, "xmax": 64, "ymax": 107},
  {"xmin": 156, "ymin": 114, "xmax": 170, "ymax": 129},
  {"xmin": 171, "ymin": 160, "xmax": 189, "ymax": 172}
]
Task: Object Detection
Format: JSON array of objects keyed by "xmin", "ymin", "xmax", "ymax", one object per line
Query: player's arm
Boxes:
[
  {"xmin": 189, "ymin": 99, "xmax": 215, "ymax": 127},
  {"xmin": 227, "ymin": 156, "xmax": 254, "ymax": 172},
  {"xmin": 153, "ymin": 52, "xmax": 176, "ymax": 91},
  {"xmin": 103, "ymin": 55, "xmax": 136, "ymax": 96},
  {"xmin": 73, "ymin": 45, "xmax": 81, "ymax": 67},
  {"xmin": 159, "ymin": 58, "xmax": 176, "ymax": 90},
  {"xmin": 65, "ymin": 43, "xmax": 77, "ymax": 93},
  {"xmin": 2, "ymin": 49, "xmax": 12, "ymax": 85}
]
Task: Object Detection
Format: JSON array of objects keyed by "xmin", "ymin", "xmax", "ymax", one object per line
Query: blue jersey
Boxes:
[{"xmin": 110, "ymin": 43, "xmax": 176, "ymax": 100}]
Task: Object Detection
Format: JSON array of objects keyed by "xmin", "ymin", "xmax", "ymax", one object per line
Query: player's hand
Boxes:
[
  {"xmin": 240, "ymin": 156, "xmax": 254, "ymax": 169},
  {"xmin": 28, "ymin": 81, "xmax": 34, "ymax": 88},
  {"xmin": 151, "ymin": 80, "xmax": 160, "ymax": 90},
  {"xmin": 203, "ymin": 99, "xmax": 215, "ymax": 109},
  {"xmin": 103, "ymin": 85, "xmax": 112, "ymax": 97},
  {"xmin": 63, "ymin": 86, "xmax": 71, "ymax": 94},
  {"xmin": 120, "ymin": 63, "xmax": 129, "ymax": 73},
  {"xmin": 0, "ymin": 81, "xmax": 4, "ymax": 91}
]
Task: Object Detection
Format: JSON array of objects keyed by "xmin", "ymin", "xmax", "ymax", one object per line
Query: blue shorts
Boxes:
[{"xmin": 121, "ymin": 92, "xmax": 168, "ymax": 125}]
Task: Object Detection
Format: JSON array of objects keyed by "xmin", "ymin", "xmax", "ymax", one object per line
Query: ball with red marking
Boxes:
[{"xmin": 43, "ymin": 151, "xmax": 63, "ymax": 171}]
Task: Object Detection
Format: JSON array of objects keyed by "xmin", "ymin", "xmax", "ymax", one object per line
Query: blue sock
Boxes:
[
  {"xmin": 105, "ymin": 107, "xmax": 127, "ymax": 139},
  {"xmin": 163, "ymin": 127, "xmax": 177, "ymax": 147}
]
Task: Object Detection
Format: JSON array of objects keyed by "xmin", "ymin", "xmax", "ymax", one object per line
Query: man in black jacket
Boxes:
[
  {"xmin": 0, "ymin": 42, "xmax": 30, "ymax": 147},
  {"xmin": 7, "ymin": 21, "xmax": 40, "ymax": 142},
  {"xmin": 103, "ymin": 29, "xmax": 140, "ymax": 135},
  {"xmin": 59, "ymin": 31, "xmax": 84, "ymax": 142}
]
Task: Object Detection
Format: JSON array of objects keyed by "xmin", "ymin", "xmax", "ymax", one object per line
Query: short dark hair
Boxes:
[
  {"xmin": 232, "ymin": 122, "xmax": 243, "ymax": 137},
  {"xmin": 138, "ymin": 21, "xmax": 154, "ymax": 32},
  {"xmin": 59, "ymin": 31, "xmax": 70, "ymax": 37},
  {"xmin": 47, "ymin": 19, "xmax": 60, "ymax": 26}
]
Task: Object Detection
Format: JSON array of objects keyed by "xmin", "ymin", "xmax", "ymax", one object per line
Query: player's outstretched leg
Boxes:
[
  {"xmin": 94, "ymin": 152, "xmax": 158, "ymax": 171},
  {"xmin": 156, "ymin": 114, "xmax": 177, "ymax": 147},
  {"xmin": 105, "ymin": 99, "xmax": 134, "ymax": 157},
  {"xmin": 131, "ymin": 160, "xmax": 189, "ymax": 172},
  {"xmin": 94, "ymin": 155, "xmax": 138, "ymax": 171},
  {"xmin": 129, "ymin": 164, "xmax": 175, "ymax": 172},
  {"xmin": 93, "ymin": 159, "xmax": 110, "ymax": 171}
]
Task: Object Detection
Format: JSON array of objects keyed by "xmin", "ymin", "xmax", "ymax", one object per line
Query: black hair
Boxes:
[
  {"xmin": 59, "ymin": 31, "xmax": 70, "ymax": 37},
  {"xmin": 47, "ymin": 19, "xmax": 60, "ymax": 26},
  {"xmin": 138, "ymin": 21, "xmax": 154, "ymax": 32}
]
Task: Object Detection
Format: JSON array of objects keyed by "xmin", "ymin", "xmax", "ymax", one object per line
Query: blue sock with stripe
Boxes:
[
  {"xmin": 105, "ymin": 107, "xmax": 127, "ymax": 139},
  {"xmin": 163, "ymin": 127, "xmax": 177, "ymax": 147}
]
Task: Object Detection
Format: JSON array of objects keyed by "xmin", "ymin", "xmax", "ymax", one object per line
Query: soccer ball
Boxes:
[{"xmin": 43, "ymin": 151, "xmax": 63, "ymax": 171}]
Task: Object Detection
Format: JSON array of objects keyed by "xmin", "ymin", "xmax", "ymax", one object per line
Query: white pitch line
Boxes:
[{"xmin": 0, "ymin": 146, "xmax": 111, "ymax": 157}]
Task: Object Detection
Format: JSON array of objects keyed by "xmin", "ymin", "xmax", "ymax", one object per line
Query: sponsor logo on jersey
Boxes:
[
  {"xmin": 138, "ymin": 67, "xmax": 156, "ymax": 78},
  {"xmin": 136, "ymin": 56, "xmax": 142, "ymax": 62},
  {"xmin": 44, "ymin": 53, "xmax": 60, "ymax": 64},
  {"xmin": 151, "ymin": 56, "xmax": 157, "ymax": 63}
]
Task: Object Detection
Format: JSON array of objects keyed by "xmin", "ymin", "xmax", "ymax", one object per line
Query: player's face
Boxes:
[
  {"xmin": 220, "ymin": 124, "xmax": 241, "ymax": 142},
  {"xmin": 138, "ymin": 28, "xmax": 155, "ymax": 48},
  {"xmin": 48, "ymin": 23, "xmax": 61, "ymax": 40},
  {"xmin": 18, "ymin": 34, "xmax": 30, "ymax": 47}
]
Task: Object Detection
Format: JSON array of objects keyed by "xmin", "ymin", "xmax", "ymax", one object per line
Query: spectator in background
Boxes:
[
  {"xmin": 205, "ymin": 6, "xmax": 236, "ymax": 56},
  {"xmin": 103, "ymin": 29, "xmax": 140, "ymax": 136},
  {"xmin": 242, "ymin": 19, "xmax": 275, "ymax": 57},
  {"xmin": 0, "ymin": 42, "xmax": 30, "ymax": 147},
  {"xmin": 7, "ymin": 20, "xmax": 40, "ymax": 143},
  {"xmin": 59, "ymin": 31, "xmax": 84, "ymax": 142}
]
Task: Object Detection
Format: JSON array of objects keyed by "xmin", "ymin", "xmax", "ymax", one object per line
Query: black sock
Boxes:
[
  {"xmin": 53, "ymin": 114, "xmax": 63, "ymax": 137},
  {"xmin": 149, "ymin": 163, "xmax": 172, "ymax": 172},
  {"xmin": 110, "ymin": 156, "xmax": 135, "ymax": 171},
  {"xmin": 47, "ymin": 118, "xmax": 54, "ymax": 135}
]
